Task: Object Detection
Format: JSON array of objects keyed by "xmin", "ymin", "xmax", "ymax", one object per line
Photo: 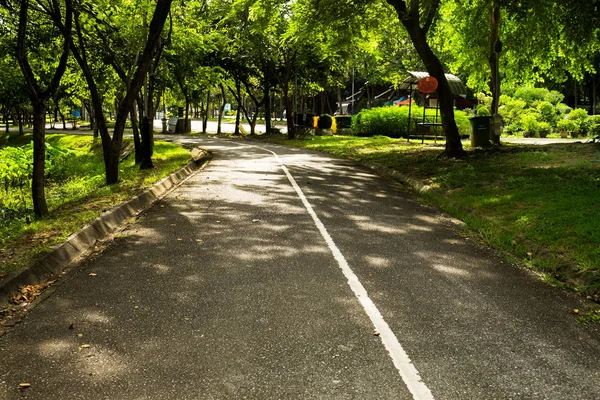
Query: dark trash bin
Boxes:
[{"xmin": 470, "ymin": 116, "xmax": 492, "ymax": 147}]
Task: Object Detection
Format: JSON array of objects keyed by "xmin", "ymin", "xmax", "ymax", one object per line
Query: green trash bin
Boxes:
[{"xmin": 470, "ymin": 116, "xmax": 492, "ymax": 147}]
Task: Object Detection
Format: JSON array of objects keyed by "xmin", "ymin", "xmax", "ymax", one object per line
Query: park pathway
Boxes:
[{"xmin": 1, "ymin": 136, "xmax": 599, "ymax": 399}]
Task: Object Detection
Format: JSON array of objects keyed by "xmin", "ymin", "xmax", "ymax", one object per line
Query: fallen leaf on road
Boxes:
[
  {"xmin": 89, "ymin": 273, "xmax": 97, "ymax": 277},
  {"xmin": 79, "ymin": 344, "xmax": 91, "ymax": 349},
  {"xmin": 184, "ymin": 317, "xmax": 190, "ymax": 321},
  {"xmin": 573, "ymin": 309, "xmax": 580, "ymax": 314}
]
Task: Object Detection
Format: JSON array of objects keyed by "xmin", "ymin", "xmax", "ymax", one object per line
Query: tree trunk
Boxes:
[
  {"xmin": 217, "ymin": 84, "xmax": 226, "ymax": 135},
  {"xmin": 398, "ymin": 9, "xmax": 464, "ymax": 157},
  {"xmin": 234, "ymin": 82, "xmax": 241, "ymax": 135},
  {"xmin": 131, "ymin": 104, "xmax": 143, "ymax": 164},
  {"xmin": 263, "ymin": 81, "xmax": 271, "ymax": 132},
  {"xmin": 489, "ymin": 3, "xmax": 501, "ymax": 144},
  {"xmin": 202, "ymin": 90, "xmax": 210, "ymax": 134},
  {"xmin": 31, "ymin": 102, "xmax": 49, "ymax": 217},
  {"xmin": 17, "ymin": 108, "xmax": 24, "ymax": 135}
]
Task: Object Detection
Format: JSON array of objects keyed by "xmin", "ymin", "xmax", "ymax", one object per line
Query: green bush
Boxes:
[
  {"xmin": 503, "ymin": 123, "xmax": 521, "ymax": 135},
  {"xmin": 498, "ymin": 97, "xmax": 527, "ymax": 126},
  {"xmin": 521, "ymin": 112, "xmax": 541, "ymax": 134},
  {"xmin": 514, "ymin": 86, "xmax": 549, "ymax": 106},
  {"xmin": 476, "ymin": 104, "xmax": 490, "ymax": 116},
  {"xmin": 587, "ymin": 115, "xmax": 600, "ymax": 136},
  {"xmin": 556, "ymin": 103, "xmax": 572, "ymax": 116},
  {"xmin": 536, "ymin": 101, "xmax": 557, "ymax": 126},
  {"xmin": 318, "ymin": 114, "xmax": 333, "ymax": 129},
  {"xmin": 557, "ymin": 118, "xmax": 576, "ymax": 133},
  {"xmin": 454, "ymin": 110, "xmax": 471, "ymax": 137},
  {"xmin": 567, "ymin": 108, "xmax": 589, "ymax": 134},
  {"xmin": 544, "ymin": 90, "xmax": 564, "ymax": 105},
  {"xmin": 352, "ymin": 106, "xmax": 410, "ymax": 138}
]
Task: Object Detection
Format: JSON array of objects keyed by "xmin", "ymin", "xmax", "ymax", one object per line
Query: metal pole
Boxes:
[{"xmin": 407, "ymin": 83, "xmax": 413, "ymax": 142}]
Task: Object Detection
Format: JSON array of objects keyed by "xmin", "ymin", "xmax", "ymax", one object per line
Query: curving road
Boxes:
[{"xmin": 1, "ymin": 136, "xmax": 599, "ymax": 399}]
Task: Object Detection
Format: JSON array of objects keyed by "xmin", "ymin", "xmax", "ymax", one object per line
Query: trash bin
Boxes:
[{"xmin": 470, "ymin": 116, "xmax": 492, "ymax": 147}]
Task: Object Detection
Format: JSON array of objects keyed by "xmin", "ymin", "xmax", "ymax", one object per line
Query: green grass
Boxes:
[
  {"xmin": 0, "ymin": 133, "xmax": 190, "ymax": 277},
  {"xmin": 257, "ymin": 134, "xmax": 600, "ymax": 299}
]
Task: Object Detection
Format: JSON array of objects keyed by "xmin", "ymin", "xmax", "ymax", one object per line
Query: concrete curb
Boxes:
[
  {"xmin": 364, "ymin": 162, "xmax": 430, "ymax": 194},
  {"xmin": 0, "ymin": 149, "xmax": 212, "ymax": 306}
]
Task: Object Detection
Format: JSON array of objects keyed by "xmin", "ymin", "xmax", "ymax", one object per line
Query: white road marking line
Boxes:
[{"xmin": 262, "ymin": 148, "xmax": 435, "ymax": 400}]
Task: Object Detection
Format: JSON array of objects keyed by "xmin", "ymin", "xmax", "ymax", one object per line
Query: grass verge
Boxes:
[
  {"xmin": 0, "ymin": 133, "xmax": 191, "ymax": 278},
  {"xmin": 255, "ymin": 134, "xmax": 600, "ymax": 302}
]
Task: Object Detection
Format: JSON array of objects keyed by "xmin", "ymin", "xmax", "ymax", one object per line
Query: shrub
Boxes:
[
  {"xmin": 521, "ymin": 112, "xmax": 541, "ymax": 134},
  {"xmin": 538, "ymin": 121, "xmax": 551, "ymax": 137},
  {"xmin": 454, "ymin": 110, "xmax": 471, "ymax": 136},
  {"xmin": 503, "ymin": 123, "xmax": 521, "ymax": 135},
  {"xmin": 498, "ymin": 97, "xmax": 527, "ymax": 126},
  {"xmin": 587, "ymin": 115, "xmax": 600, "ymax": 136},
  {"xmin": 567, "ymin": 108, "xmax": 589, "ymax": 134},
  {"xmin": 476, "ymin": 104, "xmax": 490, "ymax": 116},
  {"xmin": 556, "ymin": 103, "xmax": 572, "ymax": 116},
  {"xmin": 544, "ymin": 90, "xmax": 564, "ymax": 105},
  {"xmin": 557, "ymin": 118, "xmax": 576, "ymax": 133},
  {"xmin": 352, "ymin": 106, "xmax": 409, "ymax": 138},
  {"xmin": 514, "ymin": 86, "xmax": 548, "ymax": 106},
  {"xmin": 536, "ymin": 101, "xmax": 557, "ymax": 126},
  {"xmin": 317, "ymin": 114, "xmax": 333, "ymax": 129}
]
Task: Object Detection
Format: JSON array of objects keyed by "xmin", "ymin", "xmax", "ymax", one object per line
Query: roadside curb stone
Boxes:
[{"xmin": 0, "ymin": 149, "xmax": 212, "ymax": 306}]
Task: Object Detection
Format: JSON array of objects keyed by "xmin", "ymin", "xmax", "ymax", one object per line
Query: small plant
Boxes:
[
  {"xmin": 476, "ymin": 104, "xmax": 490, "ymax": 116},
  {"xmin": 536, "ymin": 101, "xmax": 557, "ymax": 126},
  {"xmin": 520, "ymin": 112, "xmax": 541, "ymax": 137},
  {"xmin": 587, "ymin": 115, "xmax": 600, "ymax": 136},
  {"xmin": 538, "ymin": 121, "xmax": 551, "ymax": 138},
  {"xmin": 317, "ymin": 114, "xmax": 333, "ymax": 129},
  {"xmin": 557, "ymin": 118, "xmax": 576, "ymax": 137},
  {"xmin": 567, "ymin": 108, "xmax": 589, "ymax": 136}
]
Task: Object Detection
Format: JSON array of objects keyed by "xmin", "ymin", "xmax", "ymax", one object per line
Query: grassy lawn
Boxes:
[
  {"xmin": 256, "ymin": 134, "xmax": 600, "ymax": 302},
  {"xmin": 0, "ymin": 133, "xmax": 191, "ymax": 278}
]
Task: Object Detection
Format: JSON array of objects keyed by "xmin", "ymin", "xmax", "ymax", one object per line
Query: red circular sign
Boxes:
[{"xmin": 417, "ymin": 76, "xmax": 438, "ymax": 93}]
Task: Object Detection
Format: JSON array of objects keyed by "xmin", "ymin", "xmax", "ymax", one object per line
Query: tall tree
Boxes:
[
  {"xmin": 386, "ymin": 0, "xmax": 463, "ymax": 156},
  {"xmin": 16, "ymin": 0, "xmax": 73, "ymax": 217}
]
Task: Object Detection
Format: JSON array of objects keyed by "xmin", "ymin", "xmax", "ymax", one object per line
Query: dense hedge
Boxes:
[{"xmin": 352, "ymin": 106, "xmax": 471, "ymax": 138}]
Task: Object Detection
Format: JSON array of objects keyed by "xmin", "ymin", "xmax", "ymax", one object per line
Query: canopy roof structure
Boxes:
[{"xmin": 398, "ymin": 71, "xmax": 467, "ymax": 97}]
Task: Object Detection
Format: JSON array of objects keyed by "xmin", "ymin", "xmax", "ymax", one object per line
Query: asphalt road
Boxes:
[{"xmin": 1, "ymin": 136, "xmax": 599, "ymax": 399}]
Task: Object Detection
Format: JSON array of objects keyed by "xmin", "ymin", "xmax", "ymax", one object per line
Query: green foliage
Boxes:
[
  {"xmin": 352, "ymin": 106, "xmax": 409, "ymax": 138},
  {"xmin": 557, "ymin": 118, "xmax": 576, "ymax": 133},
  {"xmin": 0, "ymin": 145, "xmax": 31, "ymax": 212},
  {"xmin": 476, "ymin": 104, "xmax": 490, "ymax": 116},
  {"xmin": 498, "ymin": 96, "xmax": 527, "ymax": 127},
  {"xmin": 453, "ymin": 110, "xmax": 471, "ymax": 137},
  {"xmin": 567, "ymin": 108, "xmax": 589, "ymax": 134},
  {"xmin": 318, "ymin": 114, "xmax": 333, "ymax": 129},
  {"xmin": 587, "ymin": 115, "xmax": 600, "ymax": 136},
  {"xmin": 521, "ymin": 112, "xmax": 541, "ymax": 133},
  {"xmin": 544, "ymin": 90, "xmax": 564, "ymax": 105},
  {"xmin": 536, "ymin": 101, "xmax": 557, "ymax": 125},
  {"xmin": 514, "ymin": 86, "xmax": 549, "ymax": 107}
]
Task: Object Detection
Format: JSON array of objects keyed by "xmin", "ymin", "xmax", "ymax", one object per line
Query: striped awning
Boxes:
[{"xmin": 398, "ymin": 71, "xmax": 466, "ymax": 96}]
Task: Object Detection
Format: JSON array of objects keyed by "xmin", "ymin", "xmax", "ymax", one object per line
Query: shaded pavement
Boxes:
[{"xmin": 1, "ymin": 136, "xmax": 599, "ymax": 399}]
